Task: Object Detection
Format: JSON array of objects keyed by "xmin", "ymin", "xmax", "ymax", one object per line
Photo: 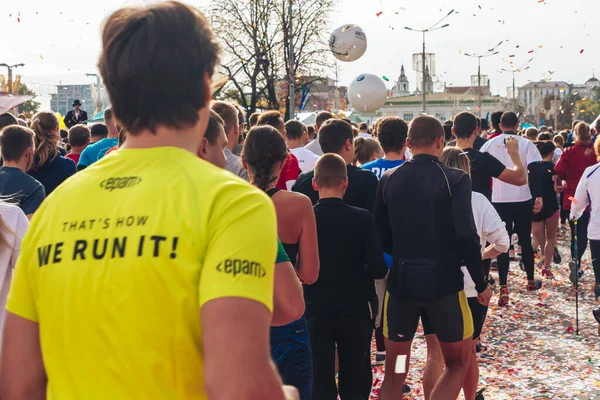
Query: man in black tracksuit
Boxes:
[{"xmin": 374, "ymin": 115, "xmax": 491, "ymax": 400}]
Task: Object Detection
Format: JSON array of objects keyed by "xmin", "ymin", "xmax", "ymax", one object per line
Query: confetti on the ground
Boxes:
[{"xmin": 369, "ymin": 230, "xmax": 600, "ymax": 399}]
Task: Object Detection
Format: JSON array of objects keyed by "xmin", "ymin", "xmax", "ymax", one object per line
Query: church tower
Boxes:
[{"xmin": 391, "ymin": 64, "xmax": 410, "ymax": 97}]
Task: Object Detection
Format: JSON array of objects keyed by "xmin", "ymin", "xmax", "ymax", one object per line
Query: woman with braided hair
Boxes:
[
  {"xmin": 243, "ymin": 125, "xmax": 319, "ymax": 400},
  {"xmin": 29, "ymin": 112, "xmax": 77, "ymax": 195}
]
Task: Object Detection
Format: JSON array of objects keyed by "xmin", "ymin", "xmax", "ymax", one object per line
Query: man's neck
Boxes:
[
  {"xmin": 410, "ymin": 147, "xmax": 439, "ymax": 158},
  {"xmin": 384, "ymin": 149, "xmax": 405, "ymax": 161},
  {"xmin": 226, "ymin": 132, "xmax": 237, "ymax": 151},
  {"xmin": 70, "ymin": 146, "xmax": 85, "ymax": 155},
  {"xmin": 287, "ymin": 140, "xmax": 303, "ymax": 150},
  {"xmin": 91, "ymin": 136, "xmax": 107, "ymax": 143},
  {"xmin": 121, "ymin": 126, "xmax": 201, "ymax": 154},
  {"xmin": 455, "ymin": 138, "xmax": 475, "ymax": 150},
  {"xmin": 502, "ymin": 127, "xmax": 518, "ymax": 134},
  {"xmin": 3, "ymin": 160, "xmax": 25, "ymax": 172},
  {"xmin": 318, "ymin": 188, "xmax": 344, "ymax": 199}
]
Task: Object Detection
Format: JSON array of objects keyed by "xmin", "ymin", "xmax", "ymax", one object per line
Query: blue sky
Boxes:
[{"xmin": 1, "ymin": 0, "xmax": 596, "ymax": 107}]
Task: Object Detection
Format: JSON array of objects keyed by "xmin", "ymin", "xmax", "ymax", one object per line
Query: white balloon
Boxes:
[
  {"xmin": 348, "ymin": 74, "xmax": 387, "ymax": 113},
  {"xmin": 329, "ymin": 24, "xmax": 367, "ymax": 62}
]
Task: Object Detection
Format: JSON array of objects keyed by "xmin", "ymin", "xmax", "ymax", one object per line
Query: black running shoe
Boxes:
[
  {"xmin": 553, "ymin": 248, "xmax": 562, "ymax": 264},
  {"xmin": 403, "ymin": 384, "xmax": 411, "ymax": 394},
  {"xmin": 475, "ymin": 388, "xmax": 486, "ymax": 400},
  {"xmin": 593, "ymin": 307, "xmax": 600, "ymax": 325},
  {"xmin": 476, "ymin": 342, "xmax": 487, "ymax": 353}
]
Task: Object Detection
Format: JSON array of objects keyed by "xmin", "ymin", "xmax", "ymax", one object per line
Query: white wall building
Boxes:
[{"xmin": 379, "ymin": 93, "xmax": 504, "ymax": 123}]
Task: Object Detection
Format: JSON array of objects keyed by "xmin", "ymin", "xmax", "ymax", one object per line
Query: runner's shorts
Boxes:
[
  {"xmin": 382, "ymin": 290, "xmax": 473, "ymax": 343},
  {"xmin": 423, "ymin": 297, "xmax": 487, "ymax": 340}
]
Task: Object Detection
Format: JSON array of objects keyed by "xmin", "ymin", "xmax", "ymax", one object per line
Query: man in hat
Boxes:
[{"xmin": 64, "ymin": 99, "xmax": 88, "ymax": 128}]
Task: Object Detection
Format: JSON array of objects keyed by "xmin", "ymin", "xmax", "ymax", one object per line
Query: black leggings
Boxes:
[
  {"xmin": 493, "ymin": 200, "xmax": 535, "ymax": 285},
  {"xmin": 569, "ymin": 211, "xmax": 590, "ymax": 261},
  {"xmin": 307, "ymin": 317, "xmax": 373, "ymax": 400},
  {"xmin": 590, "ymin": 240, "xmax": 600, "ymax": 292}
]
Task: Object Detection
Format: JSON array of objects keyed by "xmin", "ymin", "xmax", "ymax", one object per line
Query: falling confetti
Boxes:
[
  {"xmin": 17, "ymin": 17, "xmax": 20, "ymax": 22},
  {"xmin": 39, "ymin": 55, "xmax": 43, "ymax": 59},
  {"xmin": 528, "ymin": 50, "xmax": 534, "ymax": 53},
  {"xmin": 382, "ymin": 76, "xmax": 389, "ymax": 82},
  {"xmin": 569, "ymin": 196, "xmax": 579, "ymax": 205},
  {"xmin": 580, "ymin": 49, "xmax": 585, "ymax": 54},
  {"xmin": 376, "ymin": 11, "xmax": 383, "ymax": 17}
]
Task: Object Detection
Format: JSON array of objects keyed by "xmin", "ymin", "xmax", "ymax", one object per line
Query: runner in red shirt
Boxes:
[{"xmin": 256, "ymin": 111, "xmax": 300, "ymax": 190}]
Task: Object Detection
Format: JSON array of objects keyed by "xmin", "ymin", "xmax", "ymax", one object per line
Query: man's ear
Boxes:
[
  {"xmin": 312, "ymin": 178, "xmax": 319, "ymax": 191},
  {"xmin": 345, "ymin": 138, "xmax": 353, "ymax": 151},
  {"xmin": 198, "ymin": 137, "xmax": 208, "ymax": 155}
]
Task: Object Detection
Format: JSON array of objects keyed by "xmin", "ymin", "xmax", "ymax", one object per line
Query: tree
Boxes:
[
  {"xmin": 17, "ymin": 84, "xmax": 40, "ymax": 116},
  {"xmin": 210, "ymin": 0, "xmax": 333, "ymax": 119},
  {"xmin": 575, "ymin": 98, "xmax": 600, "ymax": 124}
]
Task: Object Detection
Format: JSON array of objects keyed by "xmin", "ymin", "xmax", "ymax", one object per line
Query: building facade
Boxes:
[
  {"xmin": 379, "ymin": 93, "xmax": 504, "ymax": 123},
  {"xmin": 50, "ymin": 84, "xmax": 109, "ymax": 116}
]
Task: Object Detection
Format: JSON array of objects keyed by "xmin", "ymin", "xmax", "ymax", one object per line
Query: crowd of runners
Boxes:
[{"xmin": 0, "ymin": 2, "xmax": 598, "ymax": 400}]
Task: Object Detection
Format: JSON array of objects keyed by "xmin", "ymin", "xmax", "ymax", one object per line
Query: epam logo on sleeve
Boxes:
[
  {"xmin": 216, "ymin": 259, "xmax": 266, "ymax": 278},
  {"xmin": 100, "ymin": 176, "xmax": 142, "ymax": 191}
]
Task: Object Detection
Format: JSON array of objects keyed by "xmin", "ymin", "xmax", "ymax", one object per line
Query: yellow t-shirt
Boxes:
[{"xmin": 6, "ymin": 147, "xmax": 277, "ymax": 399}]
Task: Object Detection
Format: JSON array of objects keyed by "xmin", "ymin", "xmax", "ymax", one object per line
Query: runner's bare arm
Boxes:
[
  {"xmin": 202, "ymin": 297, "xmax": 292, "ymax": 400},
  {"xmin": 0, "ymin": 313, "xmax": 47, "ymax": 400},
  {"xmin": 272, "ymin": 260, "xmax": 305, "ymax": 326},
  {"xmin": 295, "ymin": 196, "xmax": 319, "ymax": 285},
  {"xmin": 498, "ymin": 138, "xmax": 527, "ymax": 186}
]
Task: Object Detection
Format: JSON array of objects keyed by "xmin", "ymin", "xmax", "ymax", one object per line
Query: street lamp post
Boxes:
[
  {"xmin": 501, "ymin": 58, "xmax": 533, "ymax": 113},
  {"xmin": 465, "ymin": 42, "xmax": 503, "ymax": 118},
  {"xmin": 0, "ymin": 63, "xmax": 25, "ymax": 94},
  {"xmin": 405, "ymin": 10, "xmax": 454, "ymax": 113},
  {"xmin": 287, "ymin": 0, "xmax": 294, "ymax": 120}
]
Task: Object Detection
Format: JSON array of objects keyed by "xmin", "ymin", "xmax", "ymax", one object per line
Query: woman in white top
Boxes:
[
  {"xmin": 423, "ymin": 148, "xmax": 509, "ymax": 400},
  {"xmin": 570, "ymin": 138, "xmax": 600, "ymax": 330},
  {"xmin": 0, "ymin": 202, "xmax": 29, "ymax": 342}
]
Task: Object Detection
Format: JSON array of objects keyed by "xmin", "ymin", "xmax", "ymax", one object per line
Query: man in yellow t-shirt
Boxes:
[{"xmin": 0, "ymin": 3, "xmax": 296, "ymax": 400}]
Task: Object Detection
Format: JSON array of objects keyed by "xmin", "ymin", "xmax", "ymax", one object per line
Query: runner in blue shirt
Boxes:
[{"xmin": 361, "ymin": 117, "xmax": 408, "ymax": 180}]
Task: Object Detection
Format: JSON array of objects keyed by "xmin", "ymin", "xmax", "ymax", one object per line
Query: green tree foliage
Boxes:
[{"xmin": 17, "ymin": 84, "xmax": 40, "ymax": 116}]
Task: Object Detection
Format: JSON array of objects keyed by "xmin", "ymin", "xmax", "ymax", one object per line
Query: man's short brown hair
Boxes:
[
  {"xmin": 284, "ymin": 120, "xmax": 306, "ymax": 141},
  {"xmin": 257, "ymin": 111, "xmax": 284, "ymax": 132},
  {"xmin": 408, "ymin": 115, "xmax": 443, "ymax": 148},
  {"xmin": 315, "ymin": 111, "xmax": 334, "ymax": 129},
  {"xmin": 68, "ymin": 125, "xmax": 91, "ymax": 147},
  {"xmin": 98, "ymin": 1, "xmax": 219, "ymax": 135},
  {"xmin": 0, "ymin": 113, "xmax": 18, "ymax": 131},
  {"xmin": 314, "ymin": 153, "xmax": 347, "ymax": 189},
  {"xmin": 249, "ymin": 112, "xmax": 260, "ymax": 128},
  {"xmin": 204, "ymin": 110, "xmax": 225, "ymax": 145},
  {"xmin": 211, "ymin": 101, "xmax": 238, "ymax": 134},
  {"xmin": 319, "ymin": 119, "xmax": 353, "ymax": 154},
  {"xmin": 0, "ymin": 125, "xmax": 34, "ymax": 162}
]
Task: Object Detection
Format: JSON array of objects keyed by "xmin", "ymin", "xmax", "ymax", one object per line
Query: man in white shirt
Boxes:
[
  {"xmin": 285, "ymin": 120, "xmax": 319, "ymax": 173},
  {"xmin": 358, "ymin": 122, "xmax": 371, "ymax": 139},
  {"xmin": 480, "ymin": 111, "xmax": 544, "ymax": 306},
  {"xmin": 304, "ymin": 111, "xmax": 334, "ymax": 156},
  {"xmin": 211, "ymin": 101, "xmax": 248, "ymax": 180},
  {"xmin": 569, "ymin": 161, "xmax": 600, "ymax": 327}
]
